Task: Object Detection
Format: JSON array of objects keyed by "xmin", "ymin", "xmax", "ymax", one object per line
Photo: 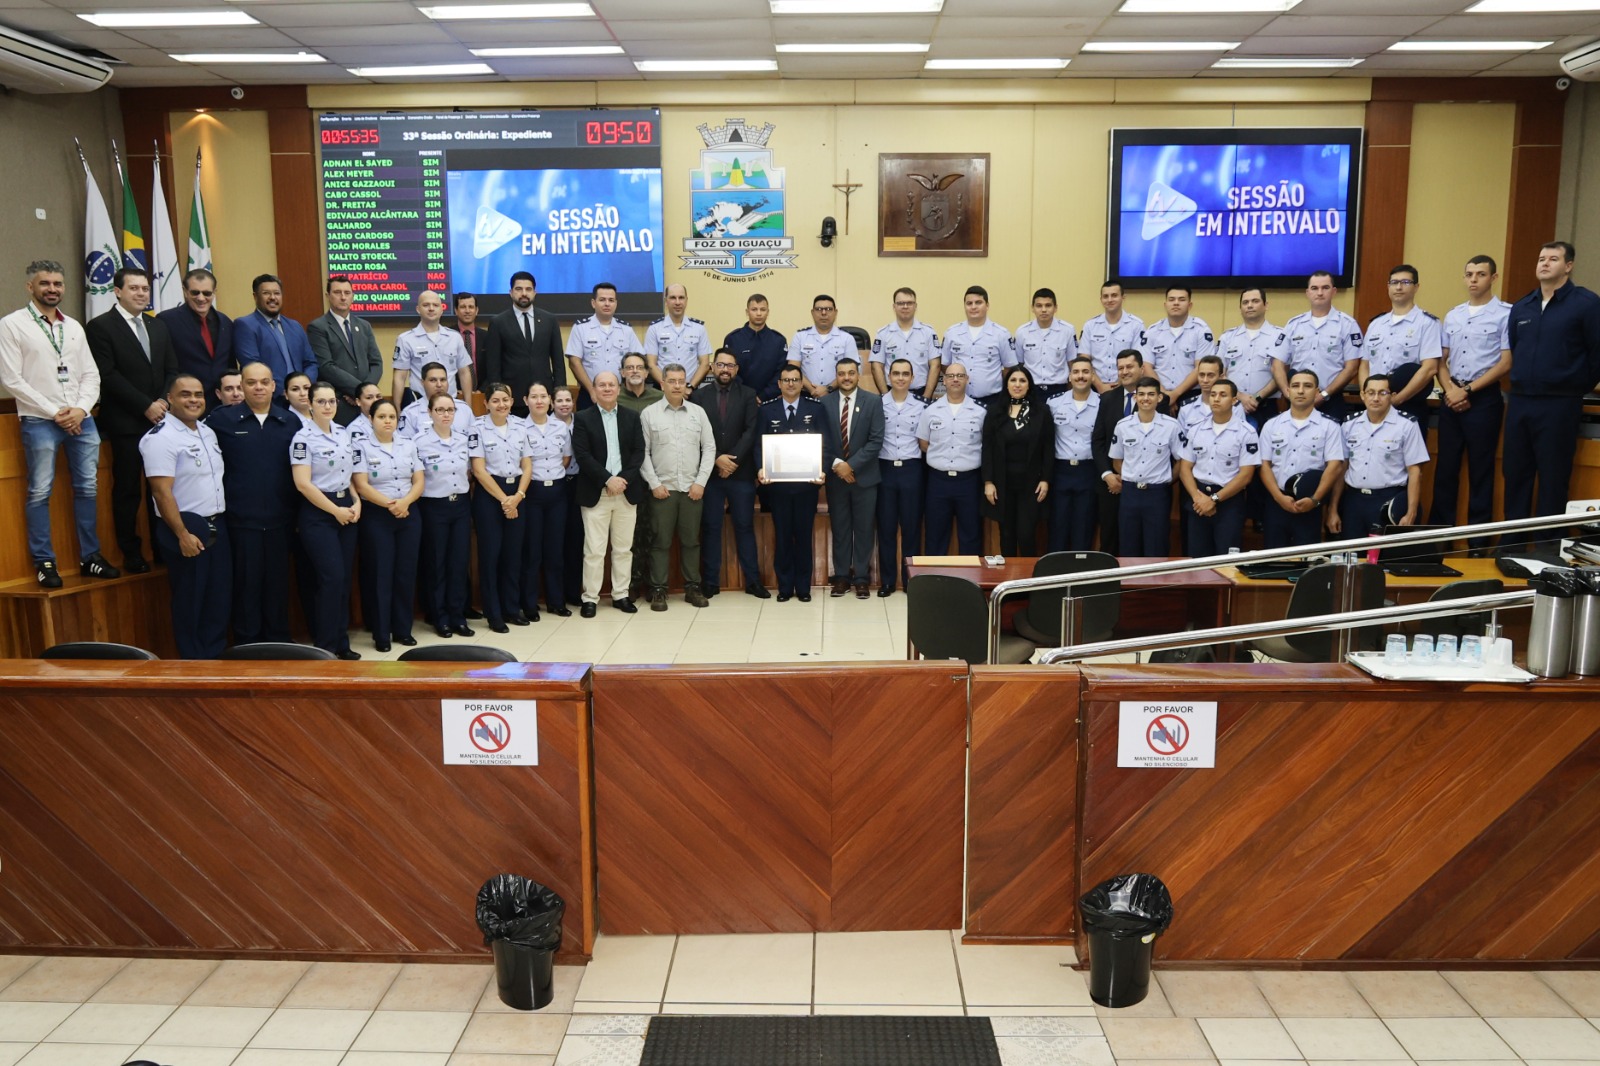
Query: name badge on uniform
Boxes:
[{"xmin": 57, "ymin": 363, "xmax": 69, "ymax": 384}]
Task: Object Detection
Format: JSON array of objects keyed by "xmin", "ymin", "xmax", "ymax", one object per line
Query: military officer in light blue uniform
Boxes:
[
  {"xmin": 1176, "ymin": 379, "xmax": 1261, "ymax": 556},
  {"xmin": 917, "ymin": 361, "xmax": 988, "ymax": 554},
  {"xmin": 1080, "ymin": 279, "xmax": 1147, "ymax": 392},
  {"xmin": 416, "ymin": 393, "xmax": 475, "ymax": 637},
  {"xmin": 140, "ymin": 374, "xmax": 230, "ymax": 659},
  {"xmin": 876, "ymin": 358, "xmax": 927, "ymax": 596},
  {"xmin": 397, "ymin": 362, "xmax": 454, "ymax": 439},
  {"xmin": 793, "ymin": 293, "xmax": 862, "ymax": 398},
  {"xmin": 1175, "ymin": 356, "xmax": 1237, "ymax": 437},
  {"xmin": 392, "ymin": 291, "xmax": 472, "ymax": 407},
  {"xmin": 1109, "ymin": 376, "xmax": 1181, "ymax": 556},
  {"xmin": 351, "ymin": 398, "xmax": 424, "ymax": 653},
  {"xmin": 521, "ymin": 382, "xmax": 574, "ymax": 619},
  {"xmin": 1014, "ymin": 287, "xmax": 1078, "ymax": 400},
  {"xmin": 1045, "ymin": 356, "xmax": 1100, "ymax": 552},
  {"xmin": 565, "ymin": 282, "xmax": 636, "ymax": 406},
  {"xmin": 1145, "ymin": 284, "xmax": 1215, "ymax": 409},
  {"xmin": 1331, "ymin": 374, "xmax": 1430, "ymax": 537},
  {"xmin": 290, "ymin": 381, "xmax": 361, "ymax": 659},
  {"xmin": 1360, "ymin": 264, "xmax": 1442, "ymax": 425},
  {"xmin": 469, "ymin": 383, "xmax": 534, "ymax": 633},
  {"xmin": 1259, "ymin": 369, "xmax": 1347, "ymax": 548},
  {"xmin": 942, "ymin": 285, "xmax": 1016, "ymax": 407},
  {"xmin": 644, "ymin": 283, "xmax": 713, "ymax": 388},
  {"xmin": 870, "ymin": 286, "xmax": 941, "ymax": 399},
  {"xmin": 1430, "ymin": 255, "xmax": 1513, "ymax": 540},
  {"xmin": 1273, "ymin": 271, "xmax": 1364, "ymax": 421},
  {"xmin": 1217, "ymin": 287, "xmax": 1285, "ymax": 431}
]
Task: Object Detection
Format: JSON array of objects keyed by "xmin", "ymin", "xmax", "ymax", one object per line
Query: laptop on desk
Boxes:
[{"xmin": 1378, "ymin": 525, "xmax": 1463, "ymax": 577}]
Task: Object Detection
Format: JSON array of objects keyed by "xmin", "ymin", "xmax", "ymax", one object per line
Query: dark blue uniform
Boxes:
[
  {"xmin": 207, "ymin": 402, "xmax": 300, "ymax": 644},
  {"xmin": 759, "ymin": 396, "xmax": 823, "ymax": 598},
  {"xmin": 725, "ymin": 324, "xmax": 790, "ymax": 402}
]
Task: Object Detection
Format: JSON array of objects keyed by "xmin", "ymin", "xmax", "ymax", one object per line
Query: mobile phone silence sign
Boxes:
[{"xmin": 319, "ymin": 109, "xmax": 664, "ymax": 318}]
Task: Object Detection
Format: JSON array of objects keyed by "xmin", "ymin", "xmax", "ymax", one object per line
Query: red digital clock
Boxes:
[
  {"xmin": 322, "ymin": 127, "xmax": 380, "ymax": 146},
  {"xmin": 585, "ymin": 119, "xmax": 653, "ymax": 146}
]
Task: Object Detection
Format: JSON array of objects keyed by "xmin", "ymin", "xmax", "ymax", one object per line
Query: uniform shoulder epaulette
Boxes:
[
  {"xmin": 1423, "ymin": 310, "xmax": 1440, "ymax": 321},
  {"xmin": 145, "ymin": 418, "xmax": 167, "ymax": 436},
  {"xmin": 614, "ymin": 317, "xmax": 629, "ymax": 327},
  {"xmin": 690, "ymin": 317, "xmax": 704, "ymax": 325},
  {"xmin": 651, "ymin": 315, "xmax": 669, "ymax": 325},
  {"xmin": 576, "ymin": 314, "xmax": 594, "ymax": 324},
  {"xmin": 1395, "ymin": 408, "xmax": 1418, "ymax": 422}
]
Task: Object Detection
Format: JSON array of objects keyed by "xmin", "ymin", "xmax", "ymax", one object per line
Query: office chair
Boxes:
[
  {"xmin": 398, "ymin": 645, "xmax": 518, "ymax": 664},
  {"xmin": 1247, "ymin": 562, "xmax": 1385, "ymax": 663},
  {"xmin": 220, "ymin": 642, "xmax": 338, "ymax": 661},
  {"xmin": 907, "ymin": 574, "xmax": 1034, "ymax": 664},
  {"xmin": 41, "ymin": 642, "xmax": 158, "ymax": 660},
  {"xmin": 1013, "ymin": 551, "xmax": 1122, "ymax": 649}
]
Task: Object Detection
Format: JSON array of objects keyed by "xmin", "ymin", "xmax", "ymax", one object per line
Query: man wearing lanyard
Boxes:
[
  {"xmin": 1176, "ymin": 378, "xmax": 1261, "ymax": 556},
  {"xmin": 1045, "ymin": 356, "xmax": 1101, "ymax": 552},
  {"xmin": 1329, "ymin": 374, "xmax": 1430, "ymax": 537},
  {"xmin": 876, "ymin": 358, "xmax": 928, "ymax": 596},
  {"xmin": 1431, "ymin": 255, "xmax": 1512, "ymax": 545},
  {"xmin": 233, "ymin": 274, "xmax": 317, "ymax": 399},
  {"xmin": 1014, "ymin": 288, "xmax": 1078, "ymax": 400},
  {"xmin": 640, "ymin": 363, "xmax": 717, "ymax": 611},
  {"xmin": 1259, "ymin": 369, "xmax": 1347, "ymax": 548},
  {"xmin": 0, "ymin": 260, "xmax": 117, "ymax": 587}
]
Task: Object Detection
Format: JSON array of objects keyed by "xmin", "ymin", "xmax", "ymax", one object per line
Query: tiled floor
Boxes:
[{"xmin": 5, "ymin": 937, "xmax": 1600, "ymax": 1066}]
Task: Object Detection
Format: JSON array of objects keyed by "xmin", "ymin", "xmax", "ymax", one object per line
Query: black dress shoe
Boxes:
[
  {"xmin": 465, "ymin": 607, "xmax": 484, "ymax": 620},
  {"xmin": 373, "ymin": 641, "xmax": 391, "ymax": 653},
  {"xmin": 396, "ymin": 635, "xmax": 417, "ymax": 647},
  {"xmin": 580, "ymin": 602, "xmax": 598, "ymax": 618},
  {"xmin": 489, "ymin": 621, "xmax": 509, "ymax": 634},
  {"xmin": 435, "ymin": 625, "xmax": 455, "ymax": 638},
  {"xmin": 122, "ymin": 555, "xmax": 151, "ymax": 574},
  {"xmin": 337, "ymin": 650, "xmax": 361, "ymax": 661},
  {"xmin": 454, "ymin": 624, "xmax": 475, "ymax": 637},
  {"xmin": 507, "ymin": 613, "xmax": 530, "ymax": 626},
  {"xmin": 797, "ymin": 593, "xmax": 812, "ymax": 602},
  {"xmin": 548, "ymin": 606, "xmax": 570, "ymax": 618},
  {"xmin": 777, "ymin": 592, "xmax": 793, "ymax": 603},
  {"xmin": 703, "ymin": 584, "xmax": 720, "ymax": 598},
  {"xmin": 745, "ymin": 583, "xmax": 772, "ymax": 599},
  {"xmin": 878, "ymin": 585, "xmax": 895, "ymax": 597},
  {"xmin": 526, "ymin": 609, "xmax": 541, "ymax": 622},
  {"xmin": 613, "ymin": 597, "xmax": 638, "ymax": 614}
]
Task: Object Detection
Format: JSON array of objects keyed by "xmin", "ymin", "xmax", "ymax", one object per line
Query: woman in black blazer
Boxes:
[{"xmin": 982, "ymin": 366, "xmax": 1054, "ymax": 555}]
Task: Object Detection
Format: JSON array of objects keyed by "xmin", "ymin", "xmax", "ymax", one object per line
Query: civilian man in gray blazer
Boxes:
[
  {"xmin": 307, "ymin": 274, "xmax": 383, "ymax": 425},
  {"xmin": 820, "ymin": 357, "xmax": 885, "ymax": 598}
]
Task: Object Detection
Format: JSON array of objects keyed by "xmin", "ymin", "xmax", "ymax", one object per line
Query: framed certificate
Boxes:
[{"xmin": 761, "ymin": 433, "xmax": 823, "ymax": 482}]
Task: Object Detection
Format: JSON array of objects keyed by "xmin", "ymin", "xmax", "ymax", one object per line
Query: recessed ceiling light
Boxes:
[
  {"xmin": 1388, "ymin": 40, "xmax": 1552, "ymax": 50},
  {"xmin": 1212, "ymin": 56, "xmax": 1362, "ymax": 68},
  {"xmin": 471, "ymin": 45, "xmax": 624, "ymax": 56},
  {"xmin": 1467, "ymin": 0, "xmax": 1600, "ymax": 11},
  {"xmin": 419, "ymin": 3, "xmax": 594, "ymax": 19},
  {"xmin": 634, "ymin": 59, "xmax": 779, "ymax": 72},
  {"xmin": 173, "ymin": 52, "xmax": 326, "ymax": 63},
  {"xmin": 924, "ymin": 58, "xmax": 1069, "ymax": 69},
  {"xmin": 80, "ymin": 11, "xmax": 259, "ymax": 27},
  {"xmin": 771, "ymin": 0, "xmax": 943, "ymax": 11},
  {"xmin": 777, "ymin": 43, "xmax": 930, "ymax": 53},
  {"xmin": 1082, "ymin": 41, "xmax": 1241, "ymax": 52},
  {"xmin": 1120, "ymin": 0, "xmax": 1299, "ymax": 11},
  {"xmin": 349, "ymin": 62, "xmax": 497, "ymax": 76}
]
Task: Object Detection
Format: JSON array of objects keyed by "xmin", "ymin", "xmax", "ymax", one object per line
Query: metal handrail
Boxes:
[
  {"xmin": 987, "ymin": 511, "xmax": 1585, "ymax": 661},
  {"xmin": 1037, "ymin": 589, "xmax": 1534, "ymax": 664}
]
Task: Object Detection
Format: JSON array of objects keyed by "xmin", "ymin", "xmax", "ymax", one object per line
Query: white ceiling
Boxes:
[{"xmin": 0, "ymin": 0, "xmax": 1595, "ymax": 86}]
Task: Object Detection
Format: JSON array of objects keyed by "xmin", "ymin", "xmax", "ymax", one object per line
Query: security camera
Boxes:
[
  {"xmin": 230, "ymin": 86, "xmax": 245, "ymax": 100},
  {"xmin": 1557, "ymin": 76, "xmax": 1572, "ymax": 90},
  {"xmin": 819, "ymin": 216, "xmax": 837, "ymax": 248}
]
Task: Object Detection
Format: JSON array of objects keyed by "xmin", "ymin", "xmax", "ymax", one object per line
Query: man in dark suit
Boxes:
[
  {"xmin": 233, "ymin": 273, "xmax": 317, "ymax": 398},
  {"xmin": 86, "ymin": 267, "xmax": 178, "ymax": 573},
  {"xmin": 1093, "ymin": 348, "xmax": 1170, "ymax": 554},
  {"xmin": 453, "ymin": 291, "xmax": 488, "ymax": 387},
  {"xmin": 690, "ymin": 346, "xmax": 764, "ymax": 598},
  {"xmin": 307, "ymin": 274, "xmax": 383, "ymax": 425},
  {"xmin": 156, "ymin": 268, "xmax": 234, "ymax": 411},
  {"xmin": 571, "ymin": 370, "xmax": 647, "ymax": 617},
  {"xmin": 483, "ymin": 271, "xmax": 565, "ymax": 417},
  {"xmin": 820, "ymin": 357, "xmax": 885, "ymax": 598}
]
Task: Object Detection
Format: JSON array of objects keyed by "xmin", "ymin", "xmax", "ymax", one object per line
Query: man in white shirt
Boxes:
[{"xmin": 0, "ymin": 259, "xmax": 116, "ymax": 587}]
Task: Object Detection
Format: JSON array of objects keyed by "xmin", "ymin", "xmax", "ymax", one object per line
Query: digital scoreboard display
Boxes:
[
  {"xmin": 1107, "ymin": 127, "xmax": 1363, "ymax": 290},
  {"xmin": 318, "ymin": 109, "xmax": 664, "ymax": 318}
]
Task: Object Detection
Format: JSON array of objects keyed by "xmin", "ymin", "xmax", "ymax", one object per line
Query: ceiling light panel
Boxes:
[
  {"xmin": 418, "ymin": 3, "xmax": 595, "ymax": 19},
  {"xmin": 924, "ymin": 57, "xmax": 1069, "ymax": 68},
  {"xmin": 771, "ymin": 0, "xmax": 944, "ymax": 12},
  {"xmin": 633, "ymin": 59, "xmax": 779, "ymax": 71},
  {"xmin": 1119, "ymin": 0, "xmax": 1300, "ymax": 11},
  {"xmin": 1082, "ymin": 41, "xmax": 1241, "ymax": 51},
  {"xmin": 1388, "ymin": 39, "xmax": 1552, "ymax": 49},
  {"xmin": 1212, "ymin": 55, "xmax": 1363, "ymax": 66},
  {"xmin": 348, "ymin": 62, "xmax": 497, "ymax": 75},
  {"xmin": 471, "ymin": 45, "xmax": 625, "ymax": 55},
  {"xmin": 776, "ymin": 42, "xmax": 930, "ymax": 52},
  {"xmin": 80, "ymin": 11, "xmax": 260, "ymax": 27},
  {"xmin": 173, "ymin": 52, "xmax": 328, "ymax": 63}
]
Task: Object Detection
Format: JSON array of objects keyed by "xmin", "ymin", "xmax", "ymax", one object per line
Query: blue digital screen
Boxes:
[
  {"xmin": 446, "ymin": 167, "xmax": 665, "ymax": 297},
  {"xmin": 1108, "ymin": 129, "xmax": 1361, "ymax": 289}
]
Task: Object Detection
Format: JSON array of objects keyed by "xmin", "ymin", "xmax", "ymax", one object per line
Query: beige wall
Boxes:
[{"xmin": 169, "ymin": 110, "xmax": 277, "ymax": 319}]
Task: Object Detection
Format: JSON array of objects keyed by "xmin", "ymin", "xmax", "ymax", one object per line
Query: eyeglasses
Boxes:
[
  {"xmin": 1389, "ymin": 279, "xmax": 1416, "ymax": 286},
  {"xmin": 312, "ymin": 397, "xmax": 338, "ymax": 406},
  {"xmin": 187, "ymin": 290, "xmax": 214, "ymax": 298},
  {"xmin": 713, "ymin": 361, "xmax": 737, "ymax": 369}
]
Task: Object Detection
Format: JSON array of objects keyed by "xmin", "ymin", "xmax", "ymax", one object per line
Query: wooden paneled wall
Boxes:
[
  {"xmin": 0, "ymin": 662, "xmax": 595, "ymax": 962},
  {"xmin": 590, "ymin": 662, "xmax": 967, "ymax": 934}
]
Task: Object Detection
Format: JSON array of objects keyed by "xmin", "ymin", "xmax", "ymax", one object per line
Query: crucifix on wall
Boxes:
[{"xmin": 832, "ymin": 169, "xmax": 862, "ymax": 235}]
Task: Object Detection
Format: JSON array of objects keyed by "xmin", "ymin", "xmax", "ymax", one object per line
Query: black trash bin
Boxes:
[
  {"xmin": 1079, "ymin": 873, "xmax": 1173, "ymax": 1008},
  {"xmin": 476, "ymin": 874, "xmax": 565, "ymax": 1010}
]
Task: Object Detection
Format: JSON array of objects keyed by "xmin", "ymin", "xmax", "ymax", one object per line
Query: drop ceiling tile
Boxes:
[
  {"xmin": 1425, "ymin": 13, "xmax": 1600, "ymax": 36},
  {"xmin": 1068, "ymin": 51, "xmax": 1213, "ymax": 71},
  {"xmin": 935, "ymin": 15, "xmax": 1102, "ymax": 37},
  {"xmin": 776, "ymin": 54, "xmax": 927, "ymax": 73},
  {"xmin": 112, "ymin": 67, "xmax": 226, "ymax": 84},
  {"xmin": 1232, "ymin": 36, "xmax": 1398, "ymax": 54},
  {"xmin": 250, "ymin": 3, "xmax": 430, "ymax": 28},
  {"xmin": 596, "ymin": 0, "xmax": 766, "ymax": 17},
  {"xmin": 607, "ymin": 18, "xmax": 768, "ymax": 40},
  {"xmin": 320, "ymin": 44, "xmax": 482, "ymax": 65},
  {"xmin": 926, "ymin": 37, "xmax": 1081, "ymax": 56},
  {"xmin": 1256, "ymin": 15, "xmax": 1442, "ymax": 36},
  {"xmin": 481, "ymin": 55, "xmax": 638, "ymax": 76},
  {"xmin": 1488, "ymin": 53, "xmax": 1566, "ymax": 71},
  {"xmin": 1092, "ymin": 13, "xmax": 1277, "ymax": 37},
  {"xmin": 442, "ymin": 22, "xmax": 623, "ymax": 44},
  {"xmin": 943, "ymin": 0, "xmax": 1115, "ymax": 13},
  {"xmin": 627, "ymin": 39, "xmax": 775, "ymax": 57},
  {"xmin": 117, "ymin": 27, "xmax": 306, "ymax": 49},
  {"xmin": 1357, "ymin": 51, "xmax": 1492, "ymax": 68},
  {"xmin": 1291, "ymin": 0, "xmax": 1462, "ymax": 13},
  {"xmin": 771, "ymin": 15, "xmax": 937, "ymax": 38},
  {"xmin": 282, "ymin": 24, "xmax": 459, "ymax": 46}
]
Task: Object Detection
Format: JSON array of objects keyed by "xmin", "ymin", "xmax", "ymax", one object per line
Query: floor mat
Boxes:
[{"xmin": 639, "ymin": 1015, "xmax": 1002, "ymax": 1066}]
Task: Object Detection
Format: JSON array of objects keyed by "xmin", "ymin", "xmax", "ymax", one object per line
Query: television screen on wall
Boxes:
[{"xmin": 1107, "ymin": 127, "xmax": 1363, "ymax": 290}]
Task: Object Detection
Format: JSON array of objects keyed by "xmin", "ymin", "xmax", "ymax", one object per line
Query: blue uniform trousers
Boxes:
[
  {"xmin": 562, "ymin": 476, "xmax": 584, "ymax": 604},
  {"xmin": 1048, "ymin": 461, "xmax": 1098, "ymax": 553},
  {"xmin": 226, "ymin": 521, "xmax": 291, "ymax": 644},
  {"xmin": 768, "ymin": 482, "xmax": 818, "ymax": 597},
  {"xmin": 925, "ymin": 468, "xmax": 982, "ymax": 554},
  {"xmin": 1119, "ymin": 481, "xmax": 1172, "ymax": 556},
  {"xmin": 702, "ymin": 475, "xmax": 758, "ymax": 590},
  {"xmin": 1430, "ymin": 388, "xmax": 1504, "ymax": 548},
  {"xmin": 473, "ymin": 475, "xmax": 526, "ymax": 625},
  {"xmin": 1185, "ymin": 482, "xmax": 1247, "ymax": 556},
  {"xmin": 1502, "ymin": 393, "xmax": 1582, "ymax": 525},
  {"xmin": 522, "ymin": 479, "xmax": 568, "ymax": 612},
  {"xmin": 876, "ymin": 458, "xmax": 925, "ymax": 591},
  {"xmin": 154, "ymin": 513, "xmax": 231, "ymax": 660},
  {"xmin": 297, "ymin": 492, "xmax": 357, "ymax": 655},
  {"xmin": 358, "ymin": 506, "xmax": 420, "ymax": 643},
  {"xmin": 1263, "ymin": 499, "xmax": 1325, "ymax": 548},
  {"xmin": 420, "ymin": 494, "xmax": 471, "ymax": 628},
  {"xmin": 1340, "ymin": 484, "xmax": 1407, "ymax": 538}
]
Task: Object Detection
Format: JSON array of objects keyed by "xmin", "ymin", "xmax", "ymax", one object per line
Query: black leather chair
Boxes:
[
  {"xmin": 1013, "ymin": 551, "xmax": 1122, "ymax": 649},
  {"xmin": 1421, "ymin": 578, "xmax": 1504, "ymax": 639},
  {"xmin": 220, "ymin": 642, "xmax": 338, "ymax": 661},
  {"xmin": 42, "ymin": 641, "xmax": 158, "ymax": 660},
  {"xmin": 907, "ymin": 574, "xmax": 1034, "ymax": 664},
  {"xmin": 1247, "ymin": 562, "xmax": 1385, "ymax": 662},
  {"xmin": 397, "ymin": 645, "xmax": 518, "ymax": 664}
]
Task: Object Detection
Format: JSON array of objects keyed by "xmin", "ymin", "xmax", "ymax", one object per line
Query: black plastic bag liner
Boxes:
[
  {"xmin": 476, "ymin": 874, "xmax": 564, "ymax": 950},
  {"xmin": 1531, "ymin": 567, "xmax": 1583, "ymax": 598},
  {"xmin": 1079, "ymin": 873, "xmax": 1173, "ymax": 938}
]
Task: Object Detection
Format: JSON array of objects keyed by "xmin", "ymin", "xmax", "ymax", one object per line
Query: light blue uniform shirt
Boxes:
[
  {"xmin": 469, "ymin": 416, "xmax": 533, "ymax": 479},
  {"xmin": 1260, "ymin": 410, "xmax": 1347, "ymax": 489},
  {"xmin": 139, "ymin": 417, "xmax": 226, "ymax": 517},
  {"xmin": 1045, "ymin": 391, "xmax": 1099, "ymax": 461},
  {"xmin": 941, "ymin": 321, "xmax": 1016, "ymax": 399},
  {"xmin": 791, "ymin": 326, "xmax": 860, "ymax": 389},
  {"xmin": 394, "ymin": 324, "xmax": 470, "ymax": 382},
  {"xmin": 1177, "ymin": 416, "xmax": 1261, "ymax": 486},
  {"xmin": 1341, "ymin": 409, "xmax": 1429, "ymax": 489},
  {"xmin": 1177, "ymin": 396, "xmax": 1244, "ymax": 437},
  {"xmin": 1145, "ymin": 317, "xmax": 1216, "ymax": 393},
  {"xmin": 1080, "ymin": 312, "xmax": 1147, "ymax": 384},
  {"xmin": 916, "ymin": 396, "xmax": 987, "ymax": 472},
  {"xmin": 354, "ymin": 436, "xmax": 423, "ymax": 499},
  {"xmin": 414, "ymin": 427, "xmax": 472, "ymax": 497},
  {"xmin": 290, "ymin": 421, "xmax": 355, "ymax": 493},
  {"xmin": 643, "ymin": 316, "xmax": 712, "ymax": 371},
  {"xmin": 346, "ymin": 413, "xmax": 375, "ymax": 447},
  {"xmin": 870, "ymin": 321, "xmax": 941, "ymax": 391},
  {"xmin": 1364, "ymin": 309, "xmax": 1443, "ymax": 375},
  {"xmin": 1109, "ymin": 413, "xmax": 1180, "ymax": 484},
  {"xmin": 523, "ymin": 415, "xmax": 573, "ymax": 483},
  {"xmin": 1218, "ymin": 322, "xmax": 1287, "ymax": 398},
  {"xmin": 565, "ymin": 316, "xmax": 636, "ymax": 381},
  {"xmin": 397, "ymin": 396, "xmax": 435, "ymax": 438},
  {"xmin": 1282, "ymin": 310, "xmax": 1363, "ymax": 389},
  {"xmin": 879, "ymin": 393, "xmax": 927, "ymax": 462},
  {"xmin": 1442, "ymin": 298, "xmax": 1512, "ymax": 384},
  {"xmin": 1014, "ymin": 319, "xmax": 1078, "ymax": 386}
]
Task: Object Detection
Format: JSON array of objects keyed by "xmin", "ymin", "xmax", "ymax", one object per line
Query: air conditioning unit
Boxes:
[
  {"xmin": 1560, "ymin": 39, "xmax": 1600, "ymax": 83},
  {"xmin": 0, "ymin": 24, "xmax": 113, "ymax": 94}
]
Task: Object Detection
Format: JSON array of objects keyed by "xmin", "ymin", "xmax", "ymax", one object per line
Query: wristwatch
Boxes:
[
  {"xmin": 1319, "ymin": 389, "xmax": 1329, "ymax": 399},
  {"xmin": 1209, "ymin": 491, "xmax": 1221, "ymax": 504}
]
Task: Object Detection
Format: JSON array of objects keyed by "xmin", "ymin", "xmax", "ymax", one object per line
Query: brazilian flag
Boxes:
[{"xmin": 119, "ymin": 157, "xmax": 147, "ymax": 275}]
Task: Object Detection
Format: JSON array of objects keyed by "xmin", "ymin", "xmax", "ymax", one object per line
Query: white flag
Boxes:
[
  {"xmin": 187, "ymin": 150, "xmax": 213, "ymax": 273},
  {"xmin": 149, "ymin": 154, "xmax": 182, "ymax": 312},
  {"xmin": 81, "ymin": 153, "xmax": 119, "ymax": 319}
]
